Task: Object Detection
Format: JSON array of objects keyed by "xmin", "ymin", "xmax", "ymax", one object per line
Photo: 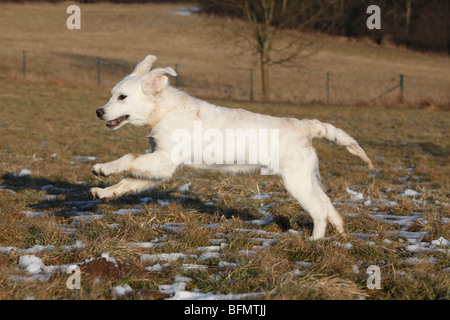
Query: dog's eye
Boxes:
[{"xmin": 118, "ymin": 94, "xmax": 127, "ymax": 101}]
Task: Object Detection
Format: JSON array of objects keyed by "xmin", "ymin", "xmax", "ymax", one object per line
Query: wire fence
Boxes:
[{"xmin": 1, "ymin": 50, "xmax": 449, "ymax": 108}]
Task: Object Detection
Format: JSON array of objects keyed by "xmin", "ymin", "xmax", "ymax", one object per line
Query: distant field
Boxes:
[
  {"xmin": 0, "ymin": 2, "xmax": 449, "ymax": 107},
  {"xmin": 0, "ymin": 79, "xmax": 448, "ymax": 300}
]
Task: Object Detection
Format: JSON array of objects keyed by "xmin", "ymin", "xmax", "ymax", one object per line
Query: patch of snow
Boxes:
[
  {"xmin": 431, "ymin": 237, "xmax": 449, "ymax": 247},
  {"xmin": 141, "ymin": 253, "xmax": 198, "ymax": 264},
  {"xmin": 111, "ymin": 284, "xmax": 133, "ymax": 298},
  {"xmin": 62, "ymin": 240, "xmax": 85, "ymax": 252},
  {"xmin": 139, "ymin": 197, "xmax": 153, "ymax": 204},
  {"xmin": 174, "ymin": 276, "xmax": 193, "ymax": 283},
  {"xmin": 72, "ymin": 214, "xmax": 105, "ymax": 221},
  {"xmin": 172, "ymin": 7, "xmax": 201, "ymax": 16},
  {"xmin": 41, "ymin": 185, "xmax": 74, "ymax": 193},
  {"xmin": 128, "ymin": 242, "xmax": 160, "ymax": 249},
  {"xmin": 0, "ymin": 186, "xmax": 17, "ymax": 195},
  {"xmin": 234, "ymin": 228, "xmax": 281, "ymax": 237},
  {"xmin": 439, "ymin": 267, "xmax": 450, "ymax": 273},
  {"xmin": 405, "ymin": 257, "xmax": 438, "ymax": 264},
  {"xmin": 166, "ymin": 291, "xmax": 267, "ymax": 300},
  {"xmin": 296, "ymin": 261, "xmax": 312, "ymax": 268},
  {"xmin": 159, "ymin": 282, "xmax": 186, "ymax": 294},
  {"xmin": 18, "ymin": 255, "xmax": 45, "ymax": 274},
  {"xmin": 252, "ymin": 193, "xmax": 271, "ymax": 200},
  {"xmin": 0, "ymin": 246, "xmax": 16, "ymax": 254},
  {"xmin": 287, "ymin": 229, "xmax": 305, "ymax": 236},
  {"xmin": 351, "ymin": 233, "xmax": 378, "ymax": 240},
  {"xmin": 41, "ymin": 194, "xmax": 58, "ymax": 201},
  {"xmin": 209, "ymin": 239, "xmax": 227, "ymax": 245},
  {"xmin": 246, "ymin": 217, "xmax": 274, "ymax": 226},
  {"xmin": 334, "ymin": 242, "xmax": 353, "ymax": 250},
  {"xmin": 259, "ymin": 208, "xmax": 273, "ymax": 218},
  {"xmin": 291, "ymin": 269, "xmax": 305, "ymax": 276},
  {"xmin": 195, "ymin": 246, "xmax": 221, "ymax": 252},
  {"xmin": 400, "ymin": 189, "xmax": 421, "ymax": 197},
  {"xmin": 111, "ymin": 208, "xmax": 146, "ymax": 215},
  {"xmin": 386, "ymin": 230, "xmax": 427, "ymax": 242},
  {"xmin": 218, "ymin": 261, "xmax": 239, "ymax": 268},
  {"xmin": 157, "ymin": 199, "xmax": 171, "ymax": 207},
  {"xmin": 177, "ymin": 182, "xmax": 191, "ymax": 192},
  {"xmin": 181, "ymin": 264, "xmax": 208, "ymax": 270},
  {"xmin": 145, "ymin": 263, "xmax": 171, "ymax": 272},
  {"xmin": 371, "ymin": 213, "xmax": 418, "ymax": 228},
  {"xmin": 22, "ymin": 244, "xmax": 55, "ymax": 254},
  {"xmin": 154, "ymin": 223, "xmax": 185, "ymax": 233},
  {"xmin": 238, "ymin": 250, "xmax": 257, "ymax": 257},
  {"xmin": 18, "ymin": 169, "xmax": 32, "ymax": 177},
  {"xmin": 198, "ymin": 252, "xmax": 221, "ymax": 261},
  {"xmin": 346, "ymin": 187, "xmax": 364, "ymax": 202},
  {"xmin": 21, "ymin": 210, "xmax": 52, "ymax": 217},
  {"xmin": 73, "ymin": 155, "xmax": 97, "ymax": 162}
]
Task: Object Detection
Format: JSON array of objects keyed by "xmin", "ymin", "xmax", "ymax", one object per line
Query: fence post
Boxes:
[
  {"xmin": 97, "ymin": 56, "xmax": 101, "ymax": 86},
  {"xmin": 250, "ymin": 68, "xmax": 254, "ymax": 101},
  {"xmin": 400, "ymin": 74, "xmax": 404, "ymax": 98},
  {"xmin": 22, "ymin": 50, "xmax": 26, "ymax": 79},
  {"xmin": 326, "ymin": 72, "xmax": 330, "ymax": 103},
  {"xmin": 175, "ymin": 63, "xmax": 179, "ymax": 88}
]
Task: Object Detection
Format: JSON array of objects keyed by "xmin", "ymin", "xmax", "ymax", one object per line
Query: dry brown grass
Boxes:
[
  {"xmin": 0, "ymin": 2, "xmax": 449, "ymax": 107},
  {"xmin": 0, "ymin": 2, "xmax": 449, "ymax": 301},
  {"xmin": 0, "ymin": 77, "xmax": 448, "ymax": 300}
]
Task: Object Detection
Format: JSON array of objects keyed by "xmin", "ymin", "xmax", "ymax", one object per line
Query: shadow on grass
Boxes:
[{"xmin": 1, "ymin": 173, "xmax": 261, "ymax": 222}]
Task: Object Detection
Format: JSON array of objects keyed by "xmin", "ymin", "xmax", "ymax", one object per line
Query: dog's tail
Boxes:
[{"xmin": 307, "ymin": 119, "xmax": 374, "ymax": 169}]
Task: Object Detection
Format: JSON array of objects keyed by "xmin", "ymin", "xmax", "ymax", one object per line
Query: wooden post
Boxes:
[
  {"xmin": 400, "ymin": 74, "xmax": 404, "ymax": 98},
  {"xmin": 22, "ymin": 50, "xmax": 26, "ymax": 79},
  {"xmin": 326, "ymin": 72, "xmax": 330, "ymax": 103},
  {"xmin": 175, "ymin": 64, "xmax": 179, "ymax": 88},
  {"xmin": 250, "ymin": 68, "xmax": 254, "ymax": 101},
  {"xmin": 97, "ymin": 57, "xmax": 101, "ymax": 86}
]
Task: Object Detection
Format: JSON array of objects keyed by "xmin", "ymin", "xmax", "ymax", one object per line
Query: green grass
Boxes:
[{"xmin": 0, "ymin": 79, "xmax": 449, "ymax": 300}]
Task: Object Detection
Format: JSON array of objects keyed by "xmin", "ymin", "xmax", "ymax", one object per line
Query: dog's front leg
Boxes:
[
  {"xmin": 91, "ymin": 151, "xmax": 176, "ymax": 178},
  {"xmin": 91, "ymin": 153, "xmax": 142, "ymax": 177},
  {"xmin": 90, "ymin": 151, "xmax": 177, "ymax": 199},
  {"xmin": 90, "ymin": 175, "xmax": 162, "ymax": 200}
]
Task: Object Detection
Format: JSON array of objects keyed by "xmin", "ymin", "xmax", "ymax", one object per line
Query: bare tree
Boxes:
[{"xmin": 201, "ymin": 0, "xmax": 342, "ymax": 100}]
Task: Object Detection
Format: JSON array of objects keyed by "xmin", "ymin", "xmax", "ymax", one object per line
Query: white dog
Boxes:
[{"xmin": 90, "ymin": 55, "xmax": 373, "ymax": 240}]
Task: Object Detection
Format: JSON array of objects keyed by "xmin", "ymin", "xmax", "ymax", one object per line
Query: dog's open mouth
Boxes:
[{"xmin": 106, "ymin": 115, "xmax": 129, "ymax": 129}]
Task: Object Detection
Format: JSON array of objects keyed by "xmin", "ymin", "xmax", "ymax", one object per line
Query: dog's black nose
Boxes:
[{"xmin": 96, "ymin": 108, "xmax": 104, "ymax": 118}]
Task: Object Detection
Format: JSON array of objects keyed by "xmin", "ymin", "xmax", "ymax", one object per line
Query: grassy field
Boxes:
[
  {"xmin": 0, "ymin": 78, "xmax": 448, "ymax": 300},
  {"xmin": 0, "ymin": 2, "xmax": 449, "ymax": 107},
  {"xmin": 0, "ymin": 2, "xmax": 449, "ymax": 301}
]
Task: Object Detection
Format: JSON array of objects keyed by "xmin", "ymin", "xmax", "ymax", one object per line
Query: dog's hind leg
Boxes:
[
  {"xmin": 90, "ymin": 175, "xmax": 161, "ymax": 200},
  {"xmin": 312, "ymin": 174, "xmax": 345, "ymax": 235},
  {"xmin": 280, "ymin": 149, "xmax": 331, "ymax": 240}
]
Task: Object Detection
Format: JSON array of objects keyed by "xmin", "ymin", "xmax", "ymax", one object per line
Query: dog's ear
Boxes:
[
  {"xmin": 141, "ymin": 67, "xmax": 177, "ymax": 95},
  {"xmin": 130, "ymin": 55, "xmax": 157, "ymax": 76}
]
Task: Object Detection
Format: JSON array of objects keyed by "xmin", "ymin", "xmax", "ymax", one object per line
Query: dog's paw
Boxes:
[
  {"xmin": 90, "ymin": 187, "xmax": 109, "ymax": 200},
  {"xmin": 91, "ymin": 164, "xmax": 110, "ymax": 177}
]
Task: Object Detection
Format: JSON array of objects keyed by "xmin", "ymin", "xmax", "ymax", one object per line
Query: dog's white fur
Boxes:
[{"xmin": 90, "ymin": 55, "xmax": 373, "ymax": 240}]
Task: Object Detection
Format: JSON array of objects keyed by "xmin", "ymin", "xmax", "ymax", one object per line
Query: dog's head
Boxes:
[{"xmin": 95, "ymin": 55, "xmax": 177, "ymax": 130}]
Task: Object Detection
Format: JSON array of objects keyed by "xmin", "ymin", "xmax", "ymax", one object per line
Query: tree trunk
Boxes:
[
  {"xmin": 406, "ymin": 0, "xmax": 412, "ymax": 34},
  {"xmin": 260, "ymin": 52, "xmax": 270, "ymax": 100}
]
